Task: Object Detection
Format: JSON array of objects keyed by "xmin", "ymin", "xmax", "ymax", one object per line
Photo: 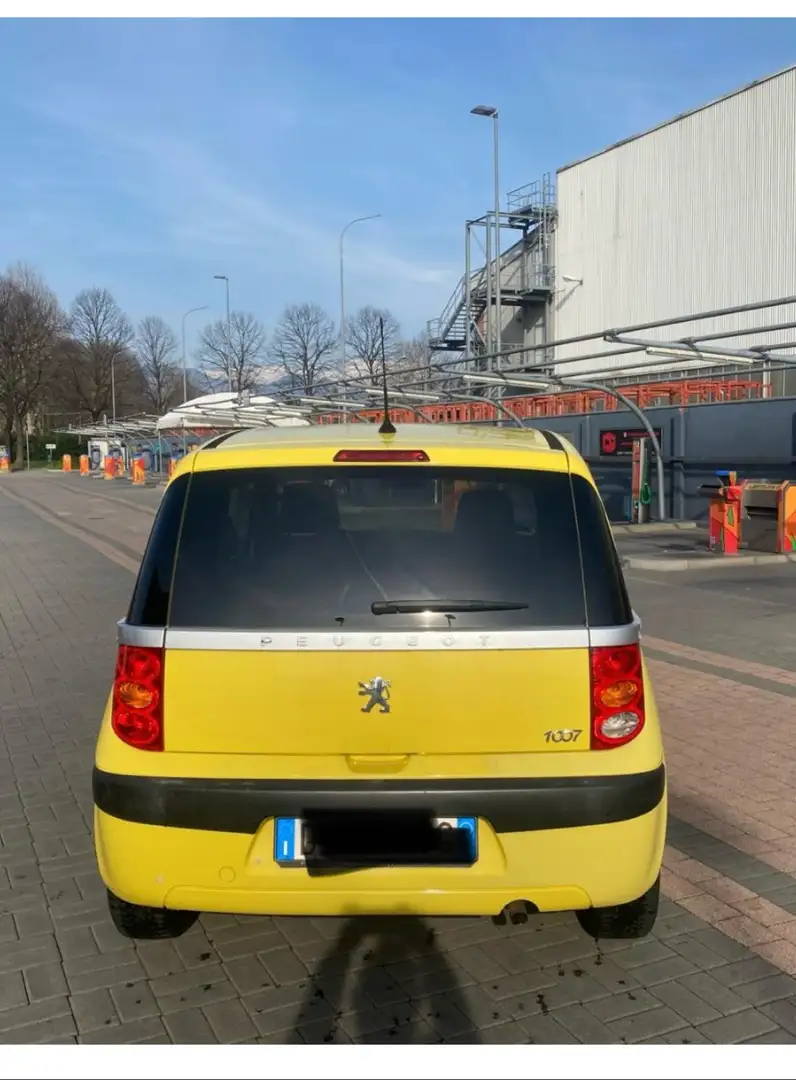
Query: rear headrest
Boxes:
[
  {"xmin": 279, "ymin": 483, "xmax": 340, "ymax": 533},
  {"xmin": 454, "ymin": 489, "xmax": 515, "ymax": 537}
]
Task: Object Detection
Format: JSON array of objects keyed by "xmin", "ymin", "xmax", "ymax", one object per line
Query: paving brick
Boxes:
[
  {"xmin": 710, "ymin": 956, "xmax": 782, "ymax": 987},
  {"xmin": 222, "ymin": 955, "xmax": 273, "ymax": 996},
  {"xmin": 14, "ymin": 905, "xmax": 53, "ymax": 938},
  {"xmin": 203, "ymin": 997, "xmax": 259, "ymax": 1043},
  {"xmin": 609, "ymin": 1004, "xmax": 689, "ymax": 1044},
  {"xmin": 69, "ymin": 988, "xmax": 119, "ymax": 1033},
  {"xmin": 698, "ymin": 1008, "xmax": 779, "ymax": 1043},
  {"xmin": 759, "ymin": 997, "xmax": 796, "ymax": 1036},
  {"xmin": 0, "ymin": 995, "xmax": 71, "ymax": 1035},
  {"xmin": 24, "ymin": 961, "xmax": 68, "ymax": 1001},
  {"xmin": 259, "ymin": 947, "xmax": 309, "ymax": 987},
  {"xmin": 0, "ymin": 971, "xmax": 28, "ymax": 1012},
  {"xmin": 109, "ymin": 980, "xmax": 160, "ymax": 1022},
  {"xmin": 736, "ymin": 974, "xmax": 796, "ymax": 1006},
  {"xmin": 80, "ymin": 1017, "xmax": 169, "ymax": 1044},
  {"xmin": 650, "ymin": 981, "xmax": 721, "ymax": 1026},
  {"xmin": 548, "ymin": 1002, "xmax": 617, "ymax": 1043},
  {"xmin": 678, "ymin": 971, "xmax": 751, "ymax": 1015},
  {"xmin": 150, "ymin": 962, "xmax": 229, "ymax": 1000},
  {"xmin": 586, "ymin": 988, "xmax": 662, "ymax": 1023},
  {"xmin": 417, "ymin": 993, "xmax": 476, "ymax": 1040},
  {"xmin": 517, "ymin": 1010, "xmax": 580, "ymax": 1044},
  {"xmin": 2, "ymin": 1013, "xmax": 77, "ymax": 1044},
  {"xmin": 157, "ymin": 978, "xmax": 239, "ymax": 1016}
]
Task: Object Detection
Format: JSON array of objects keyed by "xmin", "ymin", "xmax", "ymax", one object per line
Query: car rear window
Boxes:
[{"xmin": 149, "ymin": 465, "xmax": 630, "ymax": 632}]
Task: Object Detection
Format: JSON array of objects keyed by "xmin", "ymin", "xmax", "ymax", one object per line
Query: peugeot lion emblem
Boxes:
[{"xmin": 358, "ymin": 677, "xmax": 391, "ymax": 714}]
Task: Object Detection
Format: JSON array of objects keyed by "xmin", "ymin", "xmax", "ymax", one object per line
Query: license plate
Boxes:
[{"xmin": 274, "ymin": 815, "xmax": 477, "ymax": 866}]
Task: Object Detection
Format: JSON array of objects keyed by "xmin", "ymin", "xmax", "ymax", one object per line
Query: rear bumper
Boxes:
[{"xmin": 93, "ymin": 764, "xmax": 665, "ymax": 835}]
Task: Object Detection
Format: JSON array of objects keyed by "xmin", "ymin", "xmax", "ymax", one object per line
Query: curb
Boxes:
[
  {"xmin": 622, "ymin": 552, "xmax": 796, "ymax": 572},
  {"xmin": 612, "ymin": 522, "xmax": 699, "ymax": 536}
]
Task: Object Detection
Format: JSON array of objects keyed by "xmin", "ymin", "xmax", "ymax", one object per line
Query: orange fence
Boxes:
[{"xmin": 313, "ymin": 377, "xmax": 766, "ymax": 426}]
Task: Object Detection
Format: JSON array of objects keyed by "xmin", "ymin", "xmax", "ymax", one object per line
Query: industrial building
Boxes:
[{"xmin": 427, "ymin": 63, "xmax": 796, "ymax": 392}]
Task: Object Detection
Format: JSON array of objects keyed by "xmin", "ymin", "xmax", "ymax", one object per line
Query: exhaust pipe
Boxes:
[{"xmin": 492, "ymin": 900, "xmax": 536, "ymax": 926}]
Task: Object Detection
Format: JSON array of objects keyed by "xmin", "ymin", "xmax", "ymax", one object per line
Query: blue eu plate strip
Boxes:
[{"xmin": 274, "ymin": 816, "xmax": 478, "ymax": 865}]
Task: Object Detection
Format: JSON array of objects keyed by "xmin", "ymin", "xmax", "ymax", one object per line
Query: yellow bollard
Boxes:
[
  {"xmin": 62, "ymin": 454, "xmax": 72, "ymax": 472},
  {"xmin": 79, "ymin": 455, "xmax": 89, "ymax": 476}
]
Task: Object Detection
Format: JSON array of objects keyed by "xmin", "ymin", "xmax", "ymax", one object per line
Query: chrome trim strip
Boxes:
[
  {"xmin": 589, "ymin": 619, "xmax": 641, "ymax": 648},
  {"xmin": 163, "ymin": 627, "xmax": 593, "ymax": 652},
  {"xmin": 117, "ymin": 621, "xmax": 166, "ymax": 649}
]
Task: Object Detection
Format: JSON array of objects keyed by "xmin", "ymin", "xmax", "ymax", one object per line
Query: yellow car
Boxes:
[{"xmin": 93, "ymin": 423, "xmax": 666, "ymax": 940}]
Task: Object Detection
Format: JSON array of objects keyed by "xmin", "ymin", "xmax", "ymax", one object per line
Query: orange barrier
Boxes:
[
  {"xmin": 0, "ymin": 453, "xmax": 9, "ymax": 473},
  {"xmin": 79, "ymin": 455, "xmax": 89, "ymax": 476},
  {"xmin": 103, "ymin": 455, "xmax": 115, "ymax": 480},
  {"xmin": 62, "ymin": 454, "xmax": 72, "ymax": 472},
  {"xmin": 167, "ymin": 458, "xmax": 176, "ymax": 479},
  {"xmin": 132, "ymin": 457, "xmax": 146, "ymax": 485},
  {"xmin": 115, "ymin": 457, "xmax": 125, "ymax": 478}
]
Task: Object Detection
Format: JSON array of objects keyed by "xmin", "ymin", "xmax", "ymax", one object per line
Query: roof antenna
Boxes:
[{"xmin": 377, "ymin": 315, "xmax": 396, "ymax": 435}]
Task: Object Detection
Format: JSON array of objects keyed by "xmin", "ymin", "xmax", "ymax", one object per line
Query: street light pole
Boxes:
[
  {"xmin": 339, "ymin": 215, "xmax": 381, "ymax": 384},
  {"xmin": 213, "ymin": 275, "xmax": 232, "ymax": 393},
  {"xmin": 471, "ymin": 105, "xmax": 501, "ymax": 361},
  {"xmin": 181, "ymin": 305, "xmax": 209, "ymax": 403}
]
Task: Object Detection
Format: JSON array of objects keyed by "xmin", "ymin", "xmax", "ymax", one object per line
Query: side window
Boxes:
[
  {"xmin": 571, "ymin": 475, "xmax": 632, "ymax": 627},
  {"xmin": 127, "ymin": 474, "xmax": 189, "ymax": 626}
]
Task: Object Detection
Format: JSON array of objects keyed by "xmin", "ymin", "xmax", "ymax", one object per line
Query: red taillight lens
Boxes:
[
  {"xmin": 112, "ymin": 645, "xmax": 164, "ymax": 751},
  {"xmin": 333, "ymin": 449, "xmax": 430, "ymax": 462},
  {"xmin": 590, "ymin": 644, "xmax": 645, "ymax": 750}
]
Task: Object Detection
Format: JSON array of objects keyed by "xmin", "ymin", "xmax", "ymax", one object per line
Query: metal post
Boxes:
[
  {"xmin": 493, "ymin": 111, "xmax": 502, "ymax": 363},
  {"xmin": 181, "ymin": 306, "xmax": 208, "ymax": 404},
  {"xmin": 111, "ymin": 354, "xmax": 117, "ymax": 421},
  {"xmin": 213, "ymin": 276, "xmax": 232, "ymax": 393},
  {"xmin": 464, "ymin": 221, "xmax": 472, "ymax": 363},
  {"xmin": 566, "ymin": 379, "xmax": 666, "ymax": 522},
  {"xmin": 339, "ymin": 215, "xmax": 382, "ymax": 390},
  {"xmin": 485, "ymin": 214, "xmax": 493, "ymax": 367},
  {"xmin": 224, "ymin": 279, "xmax": 231, "ymax": 393}
]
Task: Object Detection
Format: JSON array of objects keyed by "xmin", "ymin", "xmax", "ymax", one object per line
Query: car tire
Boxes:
[
  {"xmin": 575, "ymin": 875, "xmax": 660, "ymax": 940},
  {"xmin": 107, "ymin": 890, "xmax": 199, "ymax": 940}
]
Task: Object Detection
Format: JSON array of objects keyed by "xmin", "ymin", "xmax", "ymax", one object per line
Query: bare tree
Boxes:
[
  {"xmin": 270, "ymin": 303, "xmax": 336, "ymax": 396},
  {"xmin": 345, "ymin": 306, "xmax": 401, "ymax": 386},
  {"xmin": 393, "ymin": 333, "xmax": 437, "ymax": 390},
  {"xmin": 67, "ymin": 287, "xmax": 134, "ymax": 420},
  {"xmin": 196, "ymin": 311, "xmax": 265, "ymax": 393},
  {"xmin": 0, "ymin": 264, "xmax": 63, "ymax": 467},
  {"xmin": 136, "ymin": 315, "xmax": 180, "ymax": 414}
]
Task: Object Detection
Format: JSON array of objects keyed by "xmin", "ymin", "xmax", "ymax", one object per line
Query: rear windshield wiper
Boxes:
[{"xmin": 371, "ymin": 599, "xmax": 530, "ymax": 615}]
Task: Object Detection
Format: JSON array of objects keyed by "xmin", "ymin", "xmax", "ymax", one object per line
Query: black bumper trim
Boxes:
[{"xmin": 93, "ymin": 764, "xmax": 665, "ymax": 836}]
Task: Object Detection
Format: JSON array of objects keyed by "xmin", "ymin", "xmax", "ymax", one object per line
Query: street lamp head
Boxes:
[
  {"xmin": 213, "ymin": 274, "xmax": 228, "ymax": 282},
  {"xmin": 471, "ymin": 105, "xmax": 498, "ymax": 117}
]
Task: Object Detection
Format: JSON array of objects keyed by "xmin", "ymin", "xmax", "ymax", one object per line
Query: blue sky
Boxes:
[{"xmin": 0, "ymin": 18, "xmax": 795, "ymax": 352}]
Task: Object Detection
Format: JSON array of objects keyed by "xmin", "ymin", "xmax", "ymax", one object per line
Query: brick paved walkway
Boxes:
[{"xmin": 2, "ymin": 472, "xmax": 796, "ymax": 1044}]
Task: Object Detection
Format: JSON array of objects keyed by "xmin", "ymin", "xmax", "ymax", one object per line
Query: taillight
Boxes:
[
  {"xmin": 111, "ymin": 645, "xmax": 164, "ymax": 751},
  {"xmin": 333, "ymin": 449, "xmax": 429, "ymax": 462},
  {"xmin": 590, "ymin": 644, "xmax": 645, "ymax": 750}
]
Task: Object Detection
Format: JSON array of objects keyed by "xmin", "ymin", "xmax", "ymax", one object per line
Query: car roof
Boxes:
[{"xmin": 173, "ymin": 423, "xmax": 593, "ymax": 482}]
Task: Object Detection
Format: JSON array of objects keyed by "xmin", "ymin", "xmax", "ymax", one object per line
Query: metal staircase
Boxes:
[
  {"xmin": 427, "ymin": 173, "xmax": 557, "ymax": 354},
  {"xmin": 427, "ymin": 265, "xmax": 488, "ymax": 353}
]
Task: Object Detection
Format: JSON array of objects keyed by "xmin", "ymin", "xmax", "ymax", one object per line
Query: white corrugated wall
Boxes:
[{"xmin": 552, "ymin": 66, "xmax": 796, "ymax": 375}]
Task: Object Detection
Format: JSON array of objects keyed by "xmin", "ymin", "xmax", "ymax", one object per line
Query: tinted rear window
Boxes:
[{"xmin": 163, "ymin": 466, "xmax": 626, "ymax": 632}]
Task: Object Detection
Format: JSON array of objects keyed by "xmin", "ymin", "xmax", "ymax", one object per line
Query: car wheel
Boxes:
[
  {"xmin": 575, "ymin": 875, "xmax": 660, "ymax": 940},
  {"xmin": 107, "ymin": 889, "xmax": 199, "ymax": 940}
]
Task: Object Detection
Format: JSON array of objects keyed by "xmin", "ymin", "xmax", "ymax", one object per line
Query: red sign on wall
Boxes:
[{"xmin": 599, "ymin": 427, "xmax": 662, "ymax": 456}]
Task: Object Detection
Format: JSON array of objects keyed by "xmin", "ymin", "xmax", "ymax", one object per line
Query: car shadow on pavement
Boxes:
[{"xmin": 289, "ymin": 914, "xmax": 480, "ymax": 1044}]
